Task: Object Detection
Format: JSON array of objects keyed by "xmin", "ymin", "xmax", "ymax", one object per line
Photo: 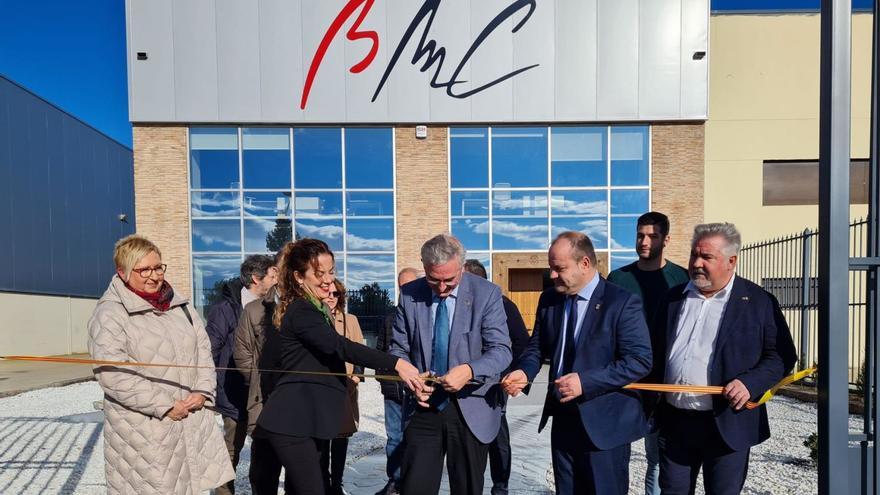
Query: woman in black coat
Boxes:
[{"xmin": 250, "ymin": 239, "xmax": 421, "ymax": 494}]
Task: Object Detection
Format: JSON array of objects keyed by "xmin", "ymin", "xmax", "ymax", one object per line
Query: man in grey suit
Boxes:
[{"xmin": 391, "ymin": 233, "xmax": 512, "ymax": 495}]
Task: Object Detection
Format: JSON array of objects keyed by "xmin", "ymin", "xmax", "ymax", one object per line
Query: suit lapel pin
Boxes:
[
  {"xmin": 595, "ymin": 303, "xmax": 602, "ymax": 311},
  {"xmin": 741, "ymin": 296, "xmax": 749, "ymax": 301}
]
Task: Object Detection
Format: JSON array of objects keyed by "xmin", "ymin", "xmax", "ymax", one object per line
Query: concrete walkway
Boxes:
[{"xmin": 0, "ymin": 355, "xmax": 94, "ymax": 398}]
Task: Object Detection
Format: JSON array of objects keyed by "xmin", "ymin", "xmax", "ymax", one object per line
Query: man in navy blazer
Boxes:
[
  {"xmin": 649, "ymin": 223, "xmax": 797, "ymax": 495},
  {"xmin": 502, "ymin": 231, "xmax": 653, "ymax": 495},
  {"xmin": 390, "ymin": 233, "xmax": 512, "ymax": 495}
]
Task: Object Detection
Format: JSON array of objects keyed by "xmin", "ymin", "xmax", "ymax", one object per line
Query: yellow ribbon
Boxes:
[{"xmin": 0, "ymin": 355, "xmax": 818, "ymax": 409}]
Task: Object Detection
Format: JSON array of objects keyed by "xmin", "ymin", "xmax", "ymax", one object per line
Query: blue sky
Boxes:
[
  {"xmin": 0, "ymin": 0, "xmax": 130, "ymax": 147},
  {"xmin": 0, "ymin": 0, "xmax": 874, "ymax": 150}
]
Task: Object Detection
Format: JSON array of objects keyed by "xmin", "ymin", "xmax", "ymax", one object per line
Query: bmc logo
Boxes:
[{"xmin": 300, "ymin": 0, "xmax": 540, "ymax": 110}]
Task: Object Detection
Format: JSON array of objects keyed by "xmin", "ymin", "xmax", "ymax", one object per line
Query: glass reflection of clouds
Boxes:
[
  {"xmin": 243, "ymin": 192, "xmax": 291, "ymax": 217},
  {"xmin": 492, "ymin": 218, "xmax": 548, "ymax": 250},
  {"xmin": 452, "ymin": 218, "xmax": 490, "ymax": 251},
  {"xmin": 610, "ymin": 216, "xmax": 639, "ymax": 250},
  {"xmin": 294, "ymin": 192, "xmax": 343, "ymax": 218},
  {"xmin": 345, "ymin": 255, "xmax": 396, "ymax": 292},
  {"xmin": 244, "ymin": 217, "xmax": 290, "ymax": 253},
  {"xmin": 346, "ymin": 219, "xmax": 395, "ymax": 252},
  {"xmin": 295, "ymin": 220, "xmax": 344, "ymax": 252},
  {"xmin": 192, "ymin": 219, "xmax": 241, "ymax": 252},
  {"xmin": 192, "ymin": 255, "xmax": 241, "ymax": 307},
  {"xmin": 346, "ymin": 192, "xmax": 393, "ymax": 217},
  {"xmin": 191, "ymin": 191, "xmax": 240, "ymax": 217}
]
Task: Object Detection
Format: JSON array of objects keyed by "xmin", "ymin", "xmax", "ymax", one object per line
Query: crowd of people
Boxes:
[{"xmin": 86, "ymin": 211, "xmax": 797, "ymax": 495}]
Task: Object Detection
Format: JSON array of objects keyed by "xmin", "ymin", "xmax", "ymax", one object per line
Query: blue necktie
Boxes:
[
  {"xmin": 430, "ymin": 298, "xmax": 450, "ymax": 410},
  {"xmin": 561, "ymin": 295, "xmax": 578, "ymax": 376}
]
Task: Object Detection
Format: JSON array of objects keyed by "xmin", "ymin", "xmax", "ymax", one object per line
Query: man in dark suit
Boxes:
[
  {"xmin": 391, "ymin": 234, "xmax": 512, "ymax": 495},
  {"xmin": 462, "ymin": 258, "xmax": 530, "ymax": 495},
  {"xmin": 502, "ymin": 231, "xmax": 653, "ymax": 495},
  {"xmin": 650, "ymin": 223, "xmax": 797, "ymax": 495}
]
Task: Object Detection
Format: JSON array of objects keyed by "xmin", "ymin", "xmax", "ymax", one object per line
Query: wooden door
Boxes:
[{"xmin": 507, "ymin": 268, "xmax": 548, "ymax": 333}]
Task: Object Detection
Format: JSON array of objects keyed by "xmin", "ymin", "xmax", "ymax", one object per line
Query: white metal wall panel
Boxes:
[
  {"xmin": 216, "ymin": 0, "xmax": 261, "ymax": 121},
  {"xmin": 127, "ymin": 0, "xmax": 709, "ymax": 123},
  {"xmin": 470, "ymin": 0, "xmax": 514, "ymax": 121},
  {"xmin": 554, "ymin": 0, "xmax": 597, "ymax": 120},
  {"xmin": 172, "ymin": 0, "xmax": 219, "ymax": 121},
  {"xmin": 259, "ymin": 0, "xmax": 304, "ymax": 121},
  {"xmin": 344, "ymin": 0, "xmax": 389, "ymax": 122},
  {"xmin": 127, "ymin": 0, "xmax": 175, "ymax": 120},
  {"xmin": 638, "ymin": 0, "xmax": 681, "ymax": 119},
  {"xmin": 597, "ymin": 0, "xmax": 639, "ymax": 120},
  {"xmin": 300, "ymin": 0, "xmax": 347, "ymax": 122},
  {"xmin": 425, "ymin": 0, "xmax": 472, "ymax": 122},
  {"xmin": 512, "ymin": 0, "xmax": 554, "ymax": 121},
  {"xmin": 680, "ymin": 0, "xmax": 709, "ymax": 119}
]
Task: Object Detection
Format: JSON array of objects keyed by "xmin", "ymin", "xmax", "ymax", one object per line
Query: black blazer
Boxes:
[
  {"xmin": 517, "ymin": 278, "xmax": 653, "ymax": 450},
  {"xmin": 257, "ymin": 298, "xmax": 398, "ymax": 439},
  {"xmin": 650, "ymin": 276, "xmax": 798, "ymax": 451}
]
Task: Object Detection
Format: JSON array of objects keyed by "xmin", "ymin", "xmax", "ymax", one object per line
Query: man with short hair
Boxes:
[
  {"xmin": 607, "ymin": 211, "xmax": 688, "ymax": 495},
  {"xmin": 502, "ymin": 231, "xmax": 653, "ymax": 495},
  {"xmin": 462, "ymin": 259, "xmax": 529, "ymax": 495},
  {"xmin": 207, "ymin": 254, "xmax": 277, "ymax": 495},
  {"xmin": 374, "ymin": 267, "xmax": 422, "ymax": 495},
  {"xmin": 650, "ymin": 223, "xmax": 797, "ymax": 494},
  {"xmin": 391, "ymin": 234, "xmax": 512, "ymax": 494}
]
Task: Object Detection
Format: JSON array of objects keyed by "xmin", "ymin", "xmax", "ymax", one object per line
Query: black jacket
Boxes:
[
  {"xmin": 377, "ymin": 313, "xmax": 405, "ymax": 401},
  {"xmin": 649, "ymin": 276, "xmax": 798, "ymax": 451},
  {"xmin": 502, "ymin": 295, "xmax": 530, "ymax": 373},
  {"xmin": 257, "ymin": 298, "xmax": 398, "ymax": 439},
  {"xmin": 206, "ymin": 279, "xmax": 248, "ymax": 419}
]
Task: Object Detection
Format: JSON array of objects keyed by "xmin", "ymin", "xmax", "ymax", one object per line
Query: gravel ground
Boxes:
[{"xmin": 0, "ymin": 380, "xmax": 857, "ymax": 494}]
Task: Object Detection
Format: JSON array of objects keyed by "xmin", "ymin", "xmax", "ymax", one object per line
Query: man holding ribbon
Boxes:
[
  {"xmin": 390, "ymin": 233, "xmax": 512, "ymax": 495},
  {"xmin": 649, "ymin": 222, "xmax": 797, "ymax": 495},
  {"xmin": 502, "ymin": 231, "xmax": 653, "ymax": 495}
]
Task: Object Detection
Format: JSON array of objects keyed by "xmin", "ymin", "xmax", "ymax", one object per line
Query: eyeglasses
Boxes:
[
  {"xmin": 328, "ymin": 291, "xmax": 341, "ymax": 297},
  {"xmin": 131, "ymin": 264, "xmax": 167, "ymax": 278}
]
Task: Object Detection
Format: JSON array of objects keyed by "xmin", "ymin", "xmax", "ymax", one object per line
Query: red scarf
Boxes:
[{"xmin": 126, "ymin": 281, "xmax": 175, "ymax": 312}]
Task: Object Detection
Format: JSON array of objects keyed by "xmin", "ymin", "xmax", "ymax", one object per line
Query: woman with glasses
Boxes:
[
  {"xmin": 87, "ymin": 234, "xmax": 234, "ymax": 494},
  {"xmin": 320, "ymin": 280, "xmax": 364, "ymax": 495},
  {"xmin": 251, "ymin": 238, "xmax": 422, "ymax": 495}
]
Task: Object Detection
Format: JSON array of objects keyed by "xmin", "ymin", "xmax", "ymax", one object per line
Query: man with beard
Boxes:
[
  {"xmin": 501, "ymin": 231, "xmax": 652, "ymax": 495},
  {"xmin": 607, "ymin": 211, "xmax": 688, "ymax": 495},
  {"xmin": 649, "ymin": 223, "xmax": 796, "ymax": 494}
]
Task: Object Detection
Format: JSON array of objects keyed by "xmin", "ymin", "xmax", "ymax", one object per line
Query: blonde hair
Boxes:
[{"xmin": 114, "ymin": 234, "xmax": 162, "ymax": 279}]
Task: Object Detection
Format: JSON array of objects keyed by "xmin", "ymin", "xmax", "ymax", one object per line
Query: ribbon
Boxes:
[{"xmin": 0, "ymin": 355, "xmax": 817, "ymax": 409}]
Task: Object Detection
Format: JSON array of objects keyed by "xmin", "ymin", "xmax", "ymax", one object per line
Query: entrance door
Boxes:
[{"xmin": 507, "ymin": 268, "xmax": 550, "ymax": 333}]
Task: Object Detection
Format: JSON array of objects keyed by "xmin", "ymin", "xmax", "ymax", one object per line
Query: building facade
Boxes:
[
  {"xmin": 126, "ymin": 0, "xmax": 709, "ymax": 326},
  {"xmin": 0, "ymin": 75, "xmax": 135, "ymax": 355}
]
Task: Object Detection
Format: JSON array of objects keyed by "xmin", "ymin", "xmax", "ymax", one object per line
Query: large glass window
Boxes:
[
  {"xmin": 450, "ymin": 125, "xmax": 650, "ymax": 268},
  {"xmin": 189, "ymin": 127, "xmax": 396, "ymax": 314}
]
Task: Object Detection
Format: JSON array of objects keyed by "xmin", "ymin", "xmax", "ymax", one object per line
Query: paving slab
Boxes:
[{"xmin": 0, "ymin": 355, "xmax": 94, "ymax": 398}]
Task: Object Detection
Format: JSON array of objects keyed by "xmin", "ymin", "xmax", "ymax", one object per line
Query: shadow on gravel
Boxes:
[{"xmin": 0, "ymin": 413, "xmax": 103, "ymax": 494}]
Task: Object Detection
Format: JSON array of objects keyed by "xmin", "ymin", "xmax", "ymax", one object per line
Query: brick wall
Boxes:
[
  {"xmin": 132, "ymin": 125, "xmax": 192, "ymax": 298},
  {"xmin": 395, "ymin": 126, "xmax": 449, "ymax": 273},
  {"xmin": 651, "ymin": 123, "xmax": 705, "ymax": 267}
]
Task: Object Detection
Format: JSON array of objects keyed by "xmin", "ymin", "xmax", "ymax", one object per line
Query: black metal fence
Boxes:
[{"xmin": 739, "ymin": 219, "xmax": 868, "ymax": 384}]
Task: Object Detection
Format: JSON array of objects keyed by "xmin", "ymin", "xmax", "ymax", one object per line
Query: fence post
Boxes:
[{"xmin": 801, "ymin": 228, "xmax": 813, "ymax": 370}]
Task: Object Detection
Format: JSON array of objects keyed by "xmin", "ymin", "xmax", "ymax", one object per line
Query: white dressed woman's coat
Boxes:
[{"xmin": 88, "ymin": 276, "xmax": 234, "ymax": 494}]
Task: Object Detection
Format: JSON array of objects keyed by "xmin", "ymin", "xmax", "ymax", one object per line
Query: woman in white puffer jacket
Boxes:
[{"xmin": 87, "ymin": 234, "xmax": 233, "ymax": 494}]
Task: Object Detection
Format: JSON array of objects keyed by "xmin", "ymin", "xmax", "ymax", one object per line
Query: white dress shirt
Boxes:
[{"xmin": 664, "ymin": 274, "xmax": 737, "ymax": 410}]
